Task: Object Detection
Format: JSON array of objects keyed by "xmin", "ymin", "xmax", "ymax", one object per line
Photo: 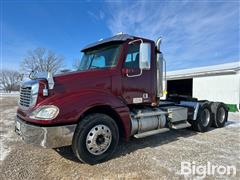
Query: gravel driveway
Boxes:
[{"xmin": 0, "ymin": 96, "xmax": 239, "ymax": 179}]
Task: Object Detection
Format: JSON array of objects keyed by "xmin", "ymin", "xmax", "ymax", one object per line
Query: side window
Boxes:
[
  {"xmin": 91, "ymin": 56, "xmax": 105, "ymax": 68},
  {"xmin": 124, "ymin": 44, "xmax": 140, "ymax": 69}
]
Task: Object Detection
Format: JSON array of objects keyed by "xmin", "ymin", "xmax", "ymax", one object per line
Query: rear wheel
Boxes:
[
  {"xmin": 192, "ymin": 103, "xmax": 213, "ymax": 132},
  {"xmin": 72, "ymin": 113, "xmax": 119, "ymax": 164},
  {"xmin": 210, "ymin": 102, "xmax": 228, "ymax": 128}
]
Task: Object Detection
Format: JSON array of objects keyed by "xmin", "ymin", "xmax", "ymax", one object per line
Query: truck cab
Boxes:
[{"xmin": 15, "ymin": 34, "xmax": 228, "ymax": 164}]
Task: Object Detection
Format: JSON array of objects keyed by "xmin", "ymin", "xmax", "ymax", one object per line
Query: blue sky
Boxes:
[{"xmin": 1, "ymin": 0, "xmax": 239, "ymax": 71}]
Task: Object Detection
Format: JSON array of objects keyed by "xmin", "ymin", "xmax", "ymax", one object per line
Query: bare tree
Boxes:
[
  {"xmin": 21, "ymin": 48, "xmax": 64, "ymax": 75},
  {"xmin": 0, "ymin": 70, "xmax": 22, "ymax": 93}
]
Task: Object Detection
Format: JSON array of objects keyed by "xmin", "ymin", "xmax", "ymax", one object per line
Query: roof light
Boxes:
[{"xmin": 116, "ymin": 32, "xmax": 124, "ymax": 35}]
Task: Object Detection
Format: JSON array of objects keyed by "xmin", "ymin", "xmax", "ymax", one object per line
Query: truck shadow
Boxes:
[
  {"xmin": 113, "ymin": 128, "xmax": 199, "ymax": 160},
  {"xmin": 55, "ymin": 128, "xmax": 202, "ymax": 163}
]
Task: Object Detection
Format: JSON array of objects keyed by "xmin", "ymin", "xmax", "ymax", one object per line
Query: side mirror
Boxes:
[
  {"xmin": 139, "ymin": 43, "xmax": 151, "ymax": 70},
  {"xmin": 29, "ymin": 70, "xmax": 37, "ymax": 80}
]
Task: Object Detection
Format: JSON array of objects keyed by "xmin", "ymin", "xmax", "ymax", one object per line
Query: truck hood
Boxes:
[{"xmin": 52, "ymin": 69, "xmax": 116, "ymax": 95}]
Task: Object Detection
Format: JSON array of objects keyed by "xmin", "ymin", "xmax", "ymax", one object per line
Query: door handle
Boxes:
[
  {"xmin": 122, "ymin": 68, "xmax": 142, "ymax": 78},
  {"xmin": 126, "ymin": 69, "xmax": 142, "ymax": 77}
]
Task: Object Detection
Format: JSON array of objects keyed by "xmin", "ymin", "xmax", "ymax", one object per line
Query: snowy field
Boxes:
[
  {"xmin": 0, "ymin": 92, "xmax": 19, "ymax": 97},
  {"xmin": 0, "ymin": 96, "xmax": 239, "ymax": 179},
  {"xmin": 0, "ymin": 92, "xmax": 19, "ymax": 102}
]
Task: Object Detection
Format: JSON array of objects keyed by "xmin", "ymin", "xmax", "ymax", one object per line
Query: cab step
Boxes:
[
  {"xmin": 134, "ymin": 128, "xmax": 169, "ymax": 138},
  {"xmin": 170, "ymin": 121, "xmax": 191, "ymax": 130}
]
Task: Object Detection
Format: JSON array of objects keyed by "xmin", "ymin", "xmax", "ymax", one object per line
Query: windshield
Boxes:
[{"xmin": 78, "ymin": 44, "xmax": 121, "ymax": 71}]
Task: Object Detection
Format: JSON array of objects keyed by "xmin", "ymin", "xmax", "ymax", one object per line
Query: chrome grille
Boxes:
[{"xmin": 19, "ymin": 86, "xmax": 32, "ymax": 107}]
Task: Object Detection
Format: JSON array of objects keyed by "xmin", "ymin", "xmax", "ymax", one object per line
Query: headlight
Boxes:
[{"xmin": 30, "ymin": 105, "xmax": 59, "ymax": 120}]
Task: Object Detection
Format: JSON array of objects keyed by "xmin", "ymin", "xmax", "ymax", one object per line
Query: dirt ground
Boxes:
[{"xmin": 0, "ymin": 96, "xmax": 239, "ymax": 180}]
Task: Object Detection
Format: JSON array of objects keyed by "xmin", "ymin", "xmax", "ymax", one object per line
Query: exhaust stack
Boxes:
[{"xmin": 156, "ymin": 37, "xmax": 166, "ymax": 100}]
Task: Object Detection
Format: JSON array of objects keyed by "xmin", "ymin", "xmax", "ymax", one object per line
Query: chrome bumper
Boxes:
[{"xmin": 15, "ymin": 117, "xmax": 77, "ymax": 148}]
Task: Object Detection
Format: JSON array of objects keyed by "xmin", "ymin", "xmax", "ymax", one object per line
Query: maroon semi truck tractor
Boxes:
[{"xmin": 15, "ymin": 34, "xmax": 228, "ymax": 164}]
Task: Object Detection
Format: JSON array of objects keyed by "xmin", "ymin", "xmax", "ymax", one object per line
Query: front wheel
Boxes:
[{"xmin": 72, "ymin": 113, "xmax": 119, "ymax": 164}]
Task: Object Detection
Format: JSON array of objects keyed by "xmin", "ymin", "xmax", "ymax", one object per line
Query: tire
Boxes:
[
  {"xmin": 72, "ymin": 113, "xmax": 119, "ymax": 165},
  {"xmin": 210, "ymin": 102, "xmax": 228, "ymax": 128},
  {"xmin": 192, "ymin": 103, "xmax": 213, "ymax": 132}
]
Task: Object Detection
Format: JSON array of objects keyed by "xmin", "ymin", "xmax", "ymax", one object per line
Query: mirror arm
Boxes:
[{"xmin": 126, "ymin": 69, "xmax": 142, "ymax": 78}]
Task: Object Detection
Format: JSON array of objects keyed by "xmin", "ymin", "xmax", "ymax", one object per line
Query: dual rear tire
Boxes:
[
  {"xmin": 192, "ymin": 102, "xmax": 228, "ymax": 132},
  {"xmin": 210, "ymin": 102, "xmax": 228, "ymax": 128},
  {"xmin": 192, "ymin": 103, "xmax": 212, "ymax": 132}
]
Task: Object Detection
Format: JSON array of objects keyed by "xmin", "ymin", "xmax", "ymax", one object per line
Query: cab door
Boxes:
[{"xmin": 121, "ymin": 42, "xmax": 154, "ymax": 105}]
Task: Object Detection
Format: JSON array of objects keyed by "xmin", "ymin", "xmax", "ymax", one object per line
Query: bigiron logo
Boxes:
[{"xmin": 180, "ymin": 161, "xmax": 236, "ymax": 178}]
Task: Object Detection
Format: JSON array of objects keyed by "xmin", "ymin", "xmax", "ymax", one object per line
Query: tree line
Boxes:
[{"xmin": 1, "ymin": 48, "xmax": 65, "ymax": 93}]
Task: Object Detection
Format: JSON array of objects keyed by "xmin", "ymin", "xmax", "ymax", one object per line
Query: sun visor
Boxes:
[{"xmin": 81, "ymin": 34, "xmax": 134, "ymax": 52}]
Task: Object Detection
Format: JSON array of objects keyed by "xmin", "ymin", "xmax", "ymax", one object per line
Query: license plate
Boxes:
[{"xmin": 16, "ymin": 121, "xmax": 21, "ymax": 131}]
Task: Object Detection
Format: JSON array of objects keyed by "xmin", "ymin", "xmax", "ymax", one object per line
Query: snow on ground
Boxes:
[
  {"xmin": 0, "ymin": 108, "xmax": 18, "ymax": 162},
  {"xmin": 0, "ymin": 92, "xmax": 19, "ymax": 101},
  {"xmin": 0, "ymin": 96, "xmax": 19, "ymax": 163},
  {"xmin": 0, "ymin": 92, "xmax": 19, "ymax": 97},
  {"xmin": 227, "ymin": 112, "xmax": 240, "ymax": 128}
]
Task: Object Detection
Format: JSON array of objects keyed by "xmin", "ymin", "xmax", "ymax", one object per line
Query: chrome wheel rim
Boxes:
[
  {"xmin": 218, "ymin": 107, "xmax": 225, "ymax": 123},
  {"xmin": 201, "ymin": 109, "xmax": 210, "ymax": 127},
  {"xmin": 86, "ymin": 124, "xmax": 112, "ymax": 155}
]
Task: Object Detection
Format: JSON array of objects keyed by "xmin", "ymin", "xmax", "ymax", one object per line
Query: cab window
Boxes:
[
  {"xmin": 91, "ymin": 56, "xmax": 105, "ymax": 68},
  {"xmin": 124, "ymin": 44, "xmax": 140, "ymax": 69},
  {"xmin": 79, "ymin": 45, "xmax": 121, "ymax": 70}
]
